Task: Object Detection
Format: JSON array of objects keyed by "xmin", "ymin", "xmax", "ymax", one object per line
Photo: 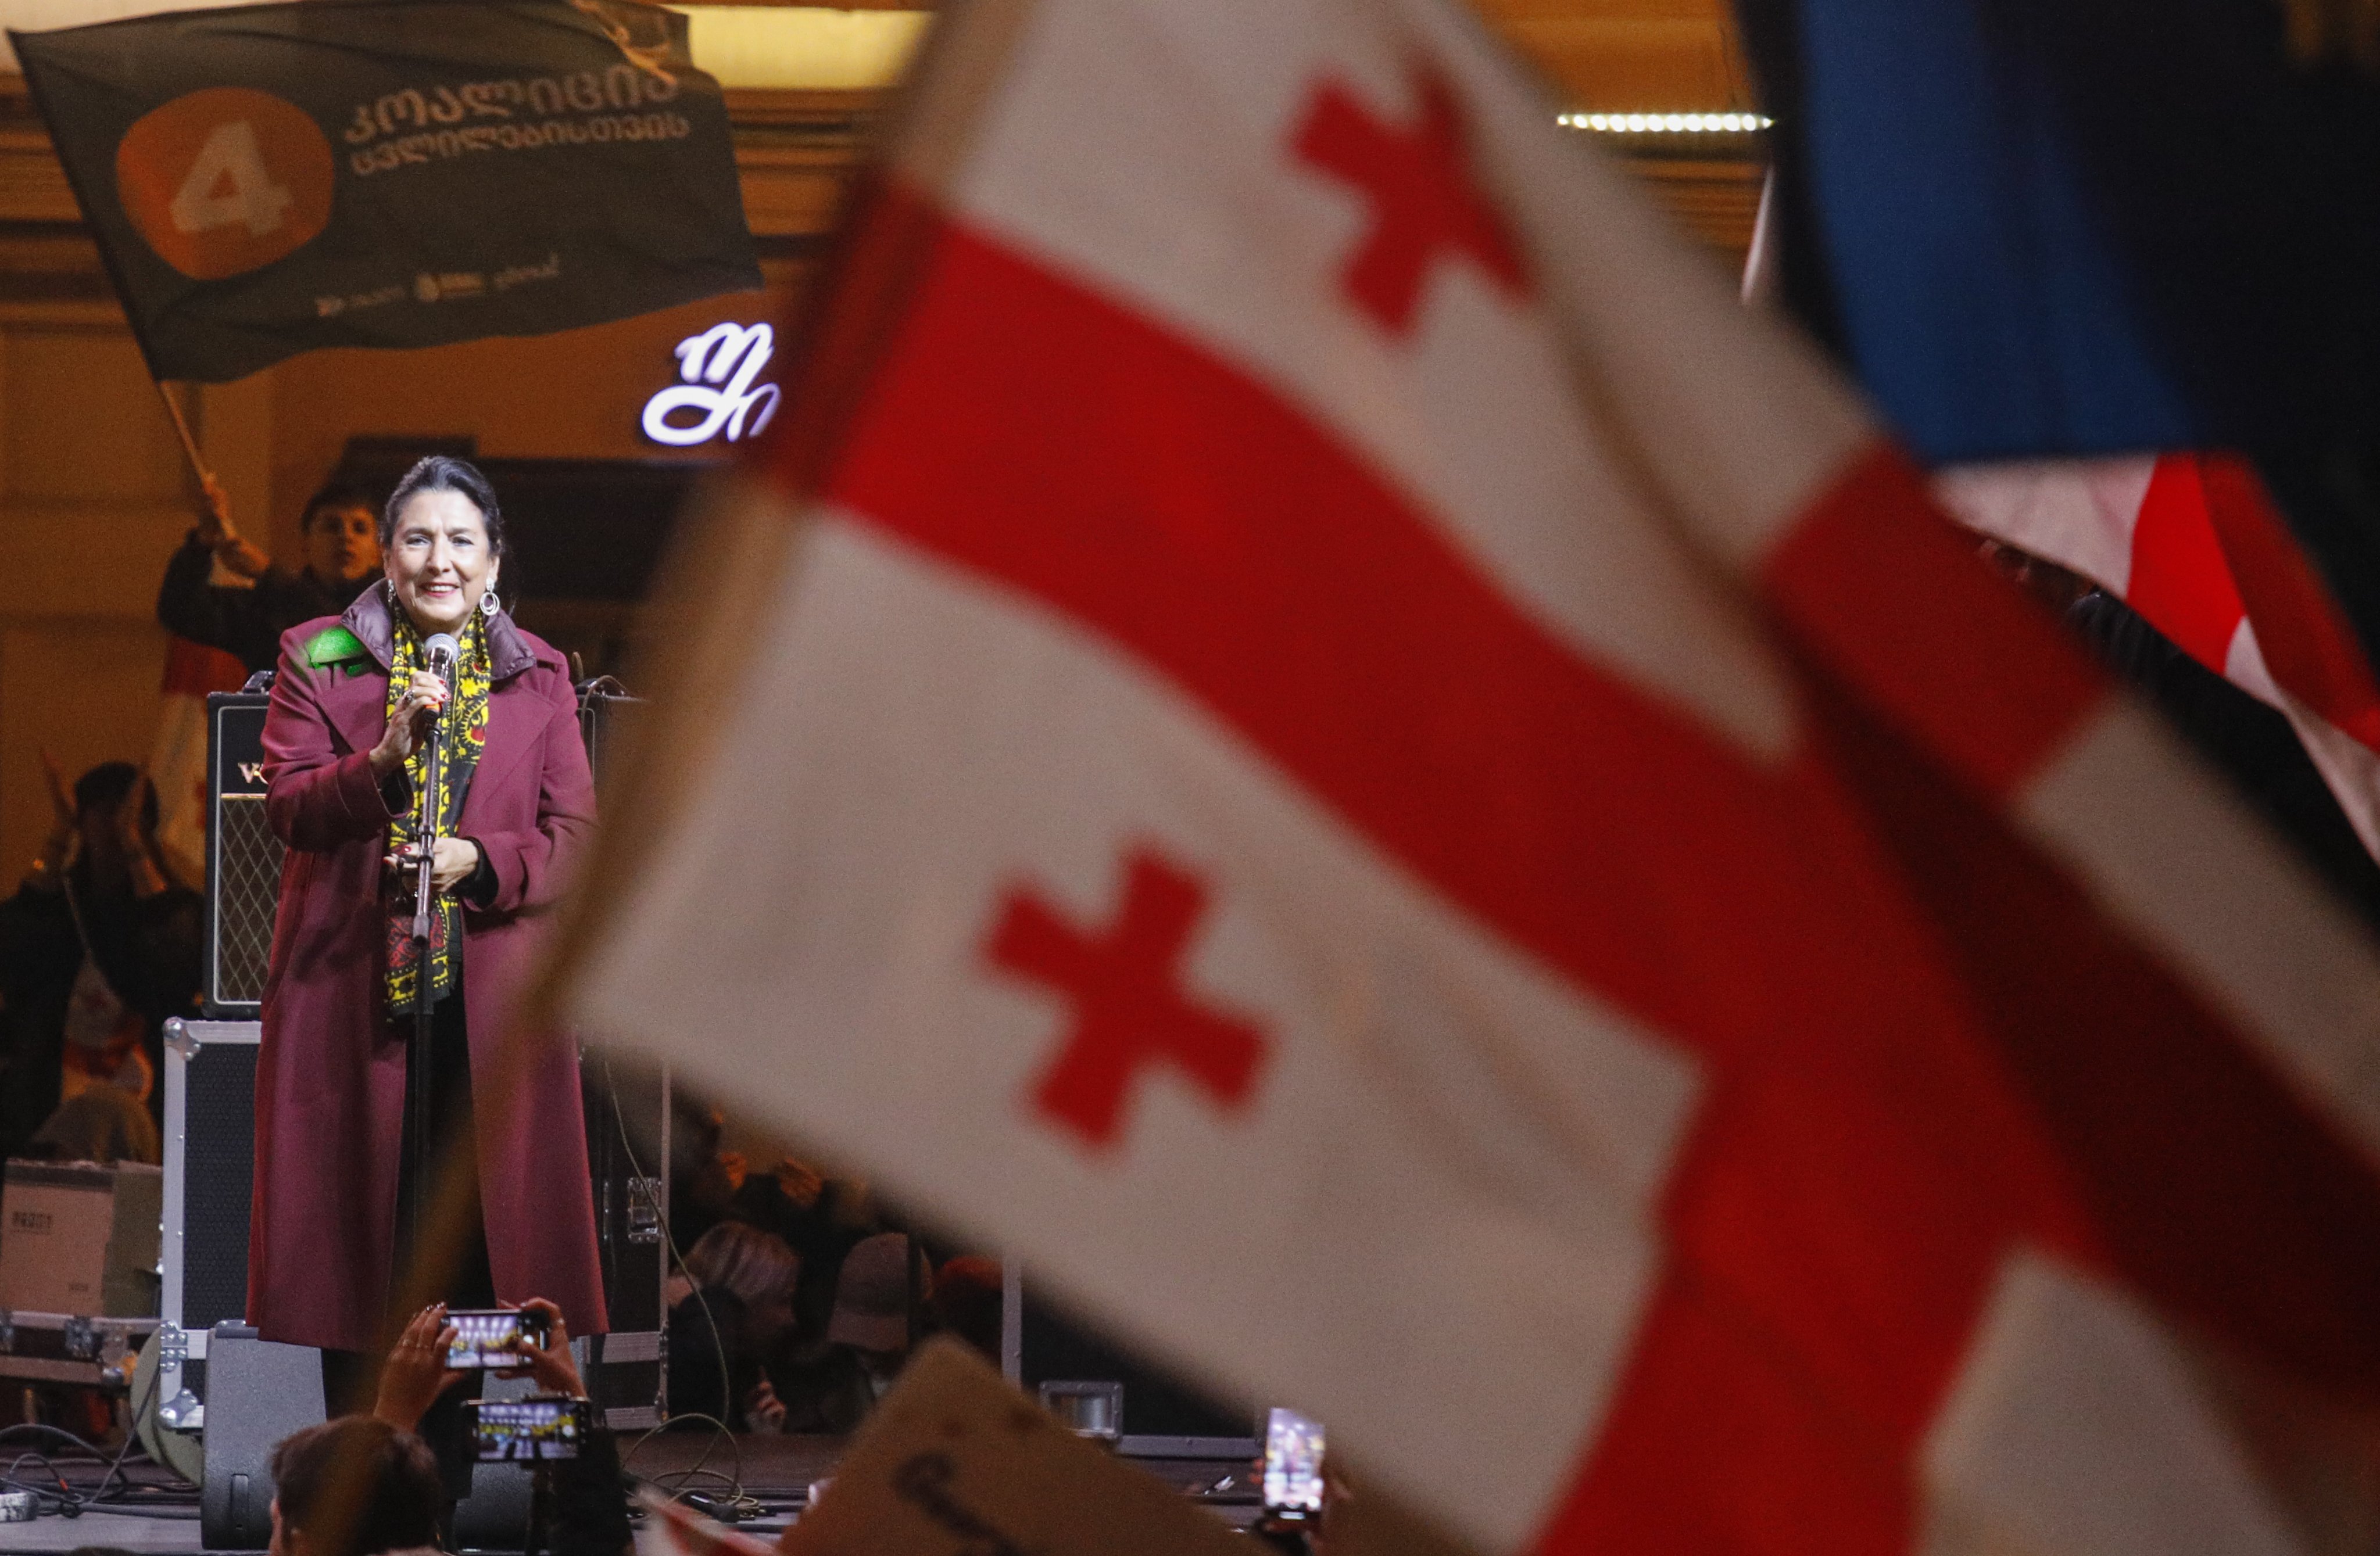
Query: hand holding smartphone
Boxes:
[{"xmin": 443, "ymin": 1307, "xmax": 552, "ymax": 1370}]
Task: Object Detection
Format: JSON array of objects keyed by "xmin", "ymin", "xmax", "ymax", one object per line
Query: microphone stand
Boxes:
[{"xmin": 400, "ymin": 655, "xmax": 451, "ymax": 1272}]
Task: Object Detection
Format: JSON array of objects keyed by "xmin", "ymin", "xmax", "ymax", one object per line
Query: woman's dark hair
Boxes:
[
  {"xmin": 269, "ymin": 1417, "xmax": 441, "ymax": 1556},
  {"xmin": 382, "ymin": 454, "xmax": 504, "ymax": 560}
]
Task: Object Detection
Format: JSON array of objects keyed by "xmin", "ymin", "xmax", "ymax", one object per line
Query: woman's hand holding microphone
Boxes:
[
  {"xmin": 369, "ymin": 668, "xmax": 449, "ymax": 776},
  {"xmin": 372, "ymin": 668, "xmax": 481, "ymax": 893}
]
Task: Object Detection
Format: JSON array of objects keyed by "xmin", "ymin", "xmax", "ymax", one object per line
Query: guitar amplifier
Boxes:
[{"xmin": 203, "ymin": 693, "xmax": 279, "ymax": 1020}]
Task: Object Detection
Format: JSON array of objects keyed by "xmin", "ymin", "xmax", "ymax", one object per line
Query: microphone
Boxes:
[
  {"xmin": 424, "ymin": 632, "xmax": 459, "ymax": 683},
  {"xmin": 411, "ymin": 632, "xmax": 460, "ymax": 945}
]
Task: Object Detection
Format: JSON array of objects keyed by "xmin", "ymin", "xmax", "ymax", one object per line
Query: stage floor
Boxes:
[
  {"xmin": 0, "ymin": 1432, "xmax": 1257, "ymax": 1554},
  {"xmin": 0, "ymin": 1432, "xmax": 840, "ymax": 1556}
]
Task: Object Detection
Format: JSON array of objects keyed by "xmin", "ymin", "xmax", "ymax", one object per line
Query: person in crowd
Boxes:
[
  {"xmin": 249, "ymin": 455, "xmax": 604, "ymax": 1403},
  {"xmin": 159, "ymin": 477, "xmax": 384, "ymax": 676},
  {"xmin": 931, "ymin": 1255, "xmax": 1004, "ymax": 1363},
  {"xmin": 724, "ymin": 1156, "xmax": 879, "ymax": 1347},
  {"xmin": 775, "ymin": 1232, "xmax": 928, "ymax": 1433},
  {"xmin": 266, "ymin": 1298, "xmax": 629, "ymax": 1556},
  {"xmin": 24, "ymin": 1084, "xmax": 158, "ymax": 1165},
  {"xmin": 665, "ymin": 1096, "xmax": 743, "ymax": 1254},
  {"xmin": 665, "ymin": 1221, "xmax": 801, "ymax": 1432},
  {"xmin": 0, "ymin": 758, "xmax": 199, "ymax": 1159},
  {"xmin": 266, "ymin": 1417, "xmax": 443, "ymax": 1556}
]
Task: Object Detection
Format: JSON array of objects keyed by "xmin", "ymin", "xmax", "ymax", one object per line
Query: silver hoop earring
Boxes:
[
  {"xmin": 382, "ymin": 578, "xmax": 396, "ymax": 604},
  {"xmin": 479, "ymin": 589, "xmax": 500, "ymax": 617}
]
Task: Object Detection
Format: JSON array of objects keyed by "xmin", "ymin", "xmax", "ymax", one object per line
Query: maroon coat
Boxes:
[{"xmin": 248, "ymin": 586, "xmax": 607, "ymax": 1353}]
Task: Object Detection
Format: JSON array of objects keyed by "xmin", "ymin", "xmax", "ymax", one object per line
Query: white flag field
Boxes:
[{"xmin": 543, "ymin": 2, "xmax": 2380, "ymax": 1554}]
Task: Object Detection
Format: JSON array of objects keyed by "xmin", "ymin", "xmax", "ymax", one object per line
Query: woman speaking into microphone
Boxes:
[{"xmin": 250, "ymin": 454, "xmax": 604, "ymax": 1388}]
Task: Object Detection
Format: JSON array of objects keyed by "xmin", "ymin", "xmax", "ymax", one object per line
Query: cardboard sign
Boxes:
[
  {"xmin": 781, "ymin": 1340, "xmax": 1246, "ymax": 1556},
  {"xmin": 758, "ymin": 1339, "xmax": 1474, "ymax": 1556}
]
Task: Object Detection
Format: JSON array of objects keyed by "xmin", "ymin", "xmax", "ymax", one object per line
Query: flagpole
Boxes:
[{"xmin": 149, "ymin": 376, "xmax": 217, "ymax": 491}]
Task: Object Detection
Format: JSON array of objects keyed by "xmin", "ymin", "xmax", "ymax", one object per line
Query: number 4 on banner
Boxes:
[
  {"xmin": 169, "ymin": 120, "xmax": 293, "ymax": 238},
  {"xmin": 112, "ymin": 87, "xmax": 335, "ymax": 280}
]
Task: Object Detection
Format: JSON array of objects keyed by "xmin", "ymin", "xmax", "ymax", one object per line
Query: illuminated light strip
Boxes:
[
  {"xmin": 672, "ymin": 5, "xmax": 929, "ymax": 92},
  {"xmin": 1556, "ymin": 112, "xmax": 1773, "ymax": 134}
]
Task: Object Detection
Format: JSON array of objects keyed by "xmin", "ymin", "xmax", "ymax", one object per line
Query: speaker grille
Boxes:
[
  {"xmin": 182, "ymin": 1041, "xmax": 259, "ymax": 1332},
  {"xmin": 212, "ymin": 797, "xmax": 282, "ymax": 1009},
  {"xmin": 207, "ymin": 693, "xmax": 276, "ymax": 1019}
]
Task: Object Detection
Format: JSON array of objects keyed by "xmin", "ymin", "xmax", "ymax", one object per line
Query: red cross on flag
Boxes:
[{"xmin": 554, "ymin": 2, "xmax": 2380, "ymax": 1554}]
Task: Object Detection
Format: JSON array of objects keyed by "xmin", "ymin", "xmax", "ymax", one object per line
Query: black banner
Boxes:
[{"xmin": 13, "ymin": 0, "xmax": 763, "ymax": 382}]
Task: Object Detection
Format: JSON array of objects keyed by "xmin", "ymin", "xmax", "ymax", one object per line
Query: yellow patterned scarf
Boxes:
[{"xmin": 384, "ymin": 611, "xmax": 490, "ymax": 1015}]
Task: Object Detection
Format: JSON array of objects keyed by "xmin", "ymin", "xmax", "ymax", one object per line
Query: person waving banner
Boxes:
[
  {"xmin": 546, "ymin": 3, "xmax": 2380, "ymax": 1555},
  {"xmin": 12, "ymin": 0, "xmax": 759, "ymax": 384}
]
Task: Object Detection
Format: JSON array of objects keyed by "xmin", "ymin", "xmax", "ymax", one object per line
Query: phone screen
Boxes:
[
  {"xmin": 470, "ymin": 1397, "xmax": 585, "ymax": 1462},
  {"xmin": 445, "ymin": 1309, "xmax": 545, "ymax": 1370},
  {"xmin": 1262, "ymin": 1407, "xmax": 1326, "ymax": 1517}
]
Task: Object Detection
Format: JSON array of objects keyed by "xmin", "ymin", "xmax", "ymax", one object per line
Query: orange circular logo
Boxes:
[{"xmin": 114, "ymin": 88, "xmax": 334, "ymax": 281}]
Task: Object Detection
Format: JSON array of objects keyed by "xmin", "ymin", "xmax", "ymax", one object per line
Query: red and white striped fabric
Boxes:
[
  {"xmin": 1937, "ymin": 453, "xmax": 2380, "ymax": 860},
  {"xmin": 564, "ymin": 3, "xmax": 2380, "ymax": 1555},
  {"xmin": 150, "ymin": 633, "xmax": 247, "ymax": 888}
]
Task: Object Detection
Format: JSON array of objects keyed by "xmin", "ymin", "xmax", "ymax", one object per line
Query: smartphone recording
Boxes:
[
  {"xmin": 468, "ymin": 1396, "xmax": 588, "ymax": 1463},
  {"xmin": 444, "ymin": 1308, "xmax": 549, "ymax": 1370},
  {"xmin": 1262, "ymin": 1407, "xmax": 1326, "ymax": 1519}
]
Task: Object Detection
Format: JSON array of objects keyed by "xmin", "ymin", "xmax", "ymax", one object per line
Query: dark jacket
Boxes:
[
  {"xmin": 156, "ymin": 533, "xmax": 354, "ymax": 675},
  {"xmin": 771, "ymin": 1343, "xmax": 887, "ymax": 1435},
  {"xmin": 549, "ymin": 1426, "xmax": 634, "ymax": 1556},
  {"xmin": 665, "ymin": 1287, "xmax": 763, "ymax": 1431}
]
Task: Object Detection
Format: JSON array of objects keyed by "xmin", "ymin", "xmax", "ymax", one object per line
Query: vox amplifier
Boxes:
[{"xmin": 203, "ymin": 693, "xmax": 278, "ymax": 1020}]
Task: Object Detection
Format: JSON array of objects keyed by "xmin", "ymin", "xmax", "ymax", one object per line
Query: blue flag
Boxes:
[{"xmin": 1737, "ymin": 0, "xmax": 2380, "ymax": 654}]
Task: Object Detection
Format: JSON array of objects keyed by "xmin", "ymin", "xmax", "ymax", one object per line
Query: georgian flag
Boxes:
[
  {"xmin": 554, "ymin": 2, "xmax": 2380, "ymax": 1554},
  {"xmin": 1938, "ymin": 454, "xmax": 2380, "ymax": 862},
  {"xmin": 152, "ymin": 634, "xmax": 249, "ymax": 890}
]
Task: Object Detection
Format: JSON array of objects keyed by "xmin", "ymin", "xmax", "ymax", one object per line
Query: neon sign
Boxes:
[{"xmin": 641, "ymin": 321, "xmax": 781, "ymax": 447}]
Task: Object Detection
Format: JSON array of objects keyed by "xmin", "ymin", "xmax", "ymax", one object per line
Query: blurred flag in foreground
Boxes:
[
  {"xmin": 555, "ymin": 1, "xmax": 2380, "ymax": 1553},
  {"xmin": 1731, "ymin": 0, "xmax": 2380, "ymax": 684},
  {"xmin": 1939, "ymin": 456, "xmax": 2380, "ymax": 866}
]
